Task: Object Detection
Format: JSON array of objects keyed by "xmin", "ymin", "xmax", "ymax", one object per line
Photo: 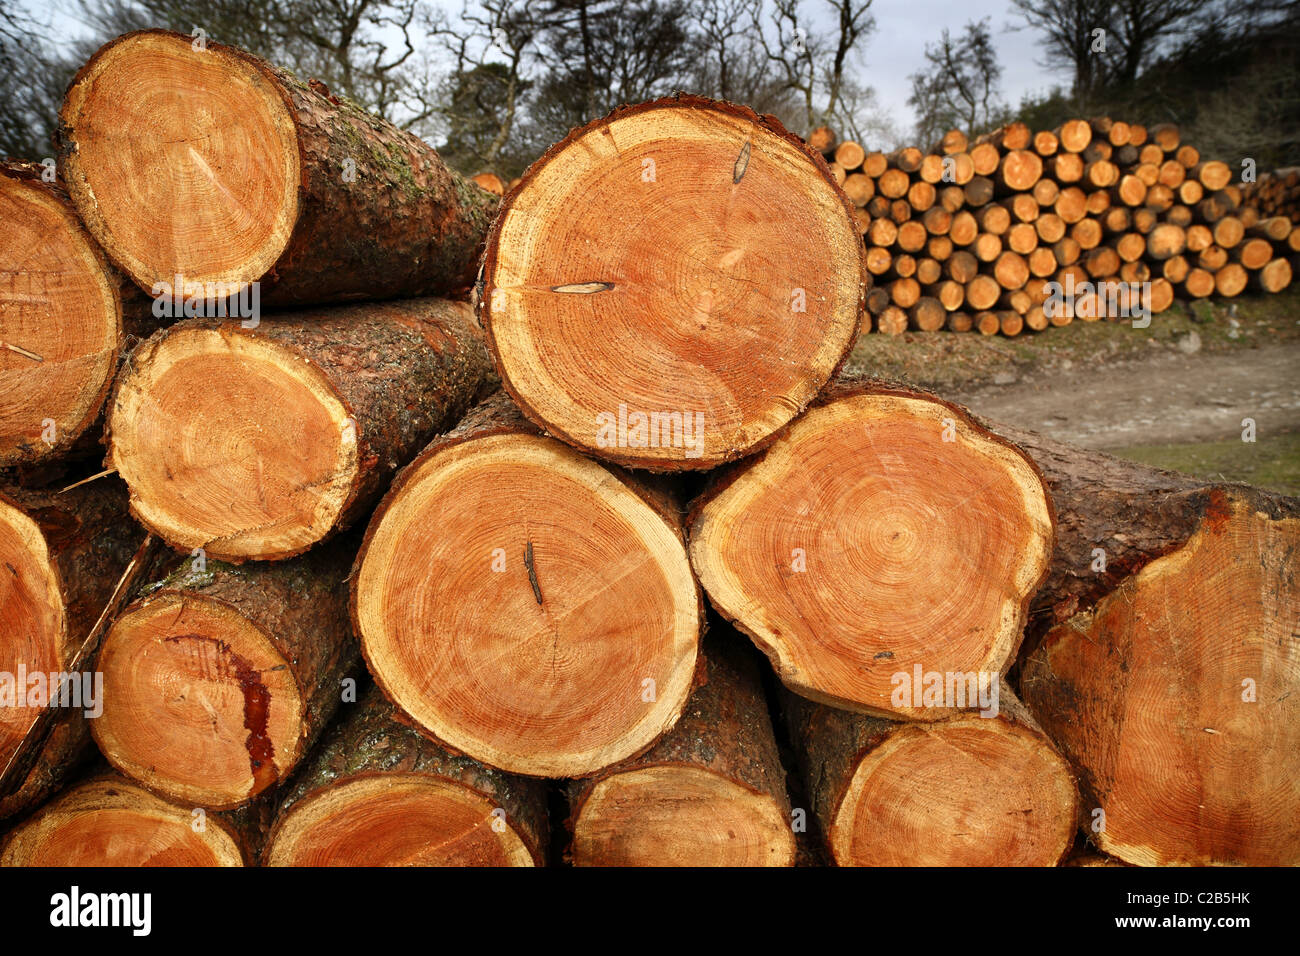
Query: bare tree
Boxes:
[
  {"xmin": 692, "ymin": 0, "xmax": 760, "ymax": 103},
  {"xmin": 1107, "ymin": 0, "xmax": 1218, "ymax": 86},
  {"xmin": 832, "ymin": 76, "xmax": 900, "ymax": 149},
  {"xmin": 430, "ymin": 0, "xmax": 541, "ymax": 174},
  {"xmin": 0, "ymin": 0, "xmax": 82, "ymax": 159},
  {"xmin": 908, "ymin": 18, "xmax": 1006, "ymax": 147},
  {"xmin": 1010, "ymin": 0, "xmax": 1213, "ymax": 107},
  {"xmin": 523, "ymin": 0, "xmax": 697, "ymax": 144},
  {"xmin": 751, "ymin": 0, "xmax": 875, "ymax": 136},
  {"xmin": 281, "ymin": 0, "xmax": 428, "ymax": 120},
  {"xmin": 70, "ymin": 0, "xmax": 286, "ymax": 58}
]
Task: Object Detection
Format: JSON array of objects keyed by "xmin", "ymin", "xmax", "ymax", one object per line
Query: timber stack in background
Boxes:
[
  {"xmin": 0, "ymin": 31, "xmax": 1297, "ymax": 869},
  {"xmin": 809, "ymin": 120, "xmax": 1298, "ymax": 336}
]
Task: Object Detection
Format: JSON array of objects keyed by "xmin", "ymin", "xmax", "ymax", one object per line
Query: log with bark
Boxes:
[
  {"xmin": 0, "ymin": 163, "xmax": 145, "ymax": 471},
  {"xmin": 977, "ymin": 423, "xmax": 1277, "ymax": 632},
  {"xmin": 0, "ymin": 478, "xmax": 150, "ymax": 820},
  {"xmin": 783, "ymin": 684, "xmax": 1078, "ymax": 866},
  {"xmin": 57, "ymin": 30, "xmax": 497, "ymax": 306},
  {"xmin": 567, "ymin": 635, "xmax": 795, "ymax": 867},
  {"xmin": 264, "ymin": 686, "xmax": 547, "ymax": 866},
  {"xmin": 1, "ymin": 770, "xmax": 261, "ymax": 865},
  {"xmin": 1022, "ymin": 486, "xmax": 1300, "ymax": 866},
  {"xmin": 477, "ymin": 95, "xmax": 864, "ymax": 470},
  {"xmin": 688, "ymin": 379, "xmax": 1053, "ymax": 719},
  {"xmin": 106, "ymin": 298, "xmax": 492, "ymax": 561},
  {"xmin": 352, "ymin": 394, "xmax": 702, "ymax": 778},
  {"xmin": 92, "ymin": 541, "xmax": 359, "ymax": 809}
]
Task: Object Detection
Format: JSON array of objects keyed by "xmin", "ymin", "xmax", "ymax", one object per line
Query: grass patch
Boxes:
[{"xmin": 1105, "ymin": 430, "xmax": 1300, "ymax": 496}]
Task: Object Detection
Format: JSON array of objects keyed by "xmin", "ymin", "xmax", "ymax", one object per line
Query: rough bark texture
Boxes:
[
  {"xmin": 566, "ymin": 633, "xmax": 794, "ymax": 866},
  {"xmin": 267, "ymin": 684, "xmax": 548, "ymax": 865},
  {"xmin": 980, "ymin": 420, "xmax": 1223, "ymax": 632},
  {"xmin": 58, "ymin": 30, "xmax": 498, "ymax": 306},
  {"xmin": 93, "ymin": 538, "xmax": 360, "ymax": 808},
  {"xmin": 783, "ymin": 693, "xmax": 893, "ymax": 843},
  {"xmin": 0, "ymin": 477, "xmax": 150, "ymax": 820},
  {"xmin": 106, "ymin": 298, "xmax": 493, "ymax": 560}
]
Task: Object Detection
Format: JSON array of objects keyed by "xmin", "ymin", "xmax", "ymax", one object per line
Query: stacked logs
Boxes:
[
  {"xmin": 1, "ymin": 35, "xmax": 1296, "ymax": 869},
  {"xmin": 817, "ymin": 120, "xmax": 1296, "ymax": 336},
  {"xmin": 1240, "ymin": 167, "xmax": 1300, "ymax": 222}
]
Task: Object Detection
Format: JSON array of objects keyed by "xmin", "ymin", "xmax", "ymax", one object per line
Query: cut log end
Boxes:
[
  {"xmin": 1, "ymin": 774, "xmax": 246, "ymax": 866},
  {"xmin": 0, "ymin": 497, "xmax": 66, "ymax": 771},
  {"xmin": 265, "ymin": 773, "xmax": 535, "ymax": 866},
  {"xmin": 689, "ymin": 386, "xmax": 1053, "ymax": 718},
  {"xmin": 59, "ymin": 31, "xmax": 300, "ymax": 295},
  {"xmin": 480, "ymin": 97, "xmax": 863, "ymax": 470},
  {"xmin": 108, "ymin": 325, "xmax": 358, "ymax": 560},
  {"xmin": 94, "ymin": 592, "xmax": 305, "ymax": 808},
  {"xmin": 0, "ymin": 168, "xmax": 122, "ymax": 466},
  {"xmin": 828, "ymin": 717, "xmax": 1077, "ymax": 867},
  {"xmin": 572, "ymin": 765, "xmax": 795, "ymax": 866},
  {"xmin": 1024, "ymin": 490, "xmax": 1300, "ymax": 866},
  {"xmin": 355, "ymin": 426, "xmax": 700, "ymax": 777}
]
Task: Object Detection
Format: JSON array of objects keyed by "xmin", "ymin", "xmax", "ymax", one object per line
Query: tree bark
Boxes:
[
  {"xmin": 567, "ymin": 634, "xmax": 795, "ymax": 867},
  {"xmin": 58, "ymin": 30, "xmax": 498, "ymax": 307},
  {"xmin": 92, "ymin": 540, "xmax": 360, "ymax": 809},
  {"xmin": 264, "ymin": 685, "xmax": 547, "ymax": 866},
  {"xmin": 0, "ymin": 477, "xmax": 150, "ymax": 820},
  {"xmin": 106, "ymin": 297, "xmax": 492, "ymax": 561},
  {"xmin": 979, "ymin": 421, "xmax": 1233, "ymax": 630},
  {"xmin": 352, "ymin": 393, "xmax": 702, "ymax": 778}
]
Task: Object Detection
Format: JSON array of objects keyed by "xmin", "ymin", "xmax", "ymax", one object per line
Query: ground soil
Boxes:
[{"xmin": 845, "ymin": 288, "xmax": 1300, "ymax": 494}]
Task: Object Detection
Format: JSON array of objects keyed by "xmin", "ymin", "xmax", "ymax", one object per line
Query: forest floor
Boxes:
[{"xmin": 845, "ymin": 287, "xmax": 1300, "ymax": 494}]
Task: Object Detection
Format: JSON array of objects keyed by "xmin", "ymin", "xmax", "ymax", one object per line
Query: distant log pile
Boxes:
[
  {"xmin": 1240, "ymin": 167, "xmax": 1300, "ymax": 223},
  {"xmin": 816, "ymin": 120, "xmax": 1296, "ymax": 337}
]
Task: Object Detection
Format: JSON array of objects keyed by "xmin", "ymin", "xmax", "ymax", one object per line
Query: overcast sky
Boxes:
[
  {"xmin": 866, "ymin": 0, "xmax": 1060, "ymax": 134},
  {"xmin": 24, "ymin": 0, "xmax": 1066, "ymax": 142}
]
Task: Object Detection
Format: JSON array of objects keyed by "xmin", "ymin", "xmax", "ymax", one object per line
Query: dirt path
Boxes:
[{"xmin": 951, "ymin": 341, "xmax": 1300, "ymax": 449}]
